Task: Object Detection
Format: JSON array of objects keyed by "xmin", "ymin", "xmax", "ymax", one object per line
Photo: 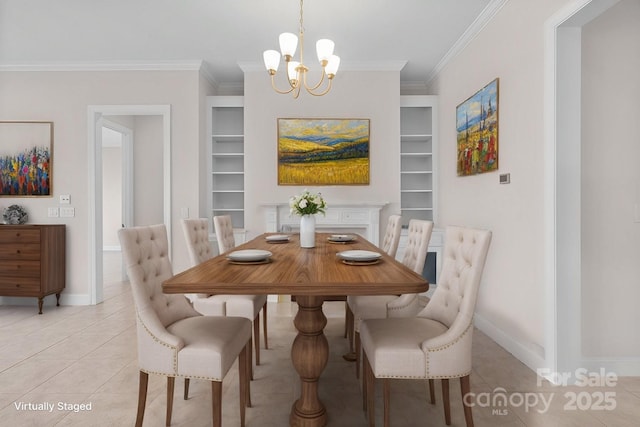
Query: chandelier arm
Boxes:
[
  {"xmin": 306, "ymin": 77, "xmax": 333, "ymax": 97},
  {"xmin": 292, "ymin": 84, "xmax": 302, "ymax": 99},
  {"xmin": 270, "ymin": 74, "xmax": 297, "ymax": 95},
  {"xmin": 302, "ymin": 67, "xmax": 327, "ymax": 92}
]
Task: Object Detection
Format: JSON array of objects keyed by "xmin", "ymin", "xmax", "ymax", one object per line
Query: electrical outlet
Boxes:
[
  {"xmin": 59, "ymin": 194, "xmax": 70, "ymax": 204},
  {"xmin": 48, "ymin": 207, "xmax": 59, "ymax": 218},
  {"xmin": 60, "ymin": 207, "xmax": 75, "ymax": 217}
]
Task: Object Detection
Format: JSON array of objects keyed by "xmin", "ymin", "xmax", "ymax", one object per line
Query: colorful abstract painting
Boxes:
[
  {"xmin": 0, "ymin": 121, "xmax": 53, "ymax": 196},
  {"xmin": 278, "ymin": 118, "xmax": 370, "ymax": 185},
  {"xmin": 456, "ymin": 79, "xmax": 499, "ymax": 176}
]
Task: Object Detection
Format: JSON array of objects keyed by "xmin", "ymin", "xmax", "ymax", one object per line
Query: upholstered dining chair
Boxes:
[
  {"xmin": 213, "ymin": 214, "xmax": 236, "ymax": 254},
  {"xmin": 182, "ymin": 218, "xmax": 269, "ymax": 373},
  {"xmin": 380, "ymin": 214, "xmax": 403, "ymax": 258},
  {"xmin": 345, "ymin": 214, "xmax": 402, "ymax": 349},
  {"xmin": 118, "ymin": 224, "xmax": 252, "ymax": 427},
  {"xmin": 360, "ymin": 225, "xmax": 492, "ymax": 427},
  {"xmin": 347, "ymin": 219, "xmax": 433, "ymax": 379}
]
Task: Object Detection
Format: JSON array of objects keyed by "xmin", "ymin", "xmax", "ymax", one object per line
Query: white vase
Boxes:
[{"xmin": 299, "ymin": 214, "xmax": 316, "ymax": 248}]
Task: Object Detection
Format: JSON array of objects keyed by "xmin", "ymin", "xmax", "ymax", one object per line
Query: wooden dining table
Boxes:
[{"xmin": 163, "ymin": 232, "xmax": 428, "ymax": 427}]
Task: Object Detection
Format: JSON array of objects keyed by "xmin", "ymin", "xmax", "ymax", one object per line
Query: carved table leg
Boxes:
[{"xmin": 290, "ymin": 295, "xmax": 328, "ymax": 427}]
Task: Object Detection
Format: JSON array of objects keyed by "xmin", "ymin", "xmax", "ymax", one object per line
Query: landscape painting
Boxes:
[
  {"xmin": 0, "ymin": 121, "xmax": 53, "ymax": 196},
  {"xmin": 278, "ymin": 118, "xmax": 370, "ymax": 185},
  {"xmin": 456, "ymin": 78, "xmax": 499, "ymax": 176}
]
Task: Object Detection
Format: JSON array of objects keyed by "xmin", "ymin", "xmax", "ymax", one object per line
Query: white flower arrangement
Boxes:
[{"xmin": 289, "ymin": 189, "xmax": 327, "ymax": 216}]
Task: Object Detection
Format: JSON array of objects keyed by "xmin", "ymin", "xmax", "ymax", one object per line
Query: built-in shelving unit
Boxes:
[
  {"xmin": 400, "ymin": 95, "xmax": 437, "ymax": 226},
  {"xmin": 208, "ymin": 96, "xmax": 245, "ymax": 229},
  {"xmin": 397, "ymin": 95, "xmax": 441, "ymax": 285}
]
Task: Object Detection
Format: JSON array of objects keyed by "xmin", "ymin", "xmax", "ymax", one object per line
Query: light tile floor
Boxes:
[{"xmin": 0, "ymin": 253, "xmax": 639, "ymax": 426}]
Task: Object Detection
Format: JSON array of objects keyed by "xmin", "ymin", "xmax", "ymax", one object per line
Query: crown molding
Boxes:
[
  {"xmin": 238, "ymin": 59, "xmax": 407, "ymax": 73},
  {"xmin": 426, "ymin": 0, "xmax": 508, "ymax": 84},
  {"xmin": 0, "ymin": 60, "xmax": 204, "ymax": 72}
]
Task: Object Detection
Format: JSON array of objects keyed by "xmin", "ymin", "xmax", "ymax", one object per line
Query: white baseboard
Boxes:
[
  {"xmin": 473, "ymin": 312, "xmax": 547, "ymax": 374},
  {"xmin": 103, "ymin": 245, "xmax": 121, "ymax": 251},
  {"xmin": 0, "ymin": 293, "xmax": 92, "ymax": 308},
  {"xmin": 473, "ymin": 314, "xmax": 640, "ymax": 378},
  {"xmin": 580, "ymin": 357, "xmax": 640, "ymax": 377}
]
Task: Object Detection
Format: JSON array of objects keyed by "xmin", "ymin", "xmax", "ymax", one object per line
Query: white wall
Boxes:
[
  {"xmin": 427, "ymin": 0, "xmax": 577, "ymax": 368},
  {"xmin": 581, "ymin": 0, "xmax": 640, "ymax": 358},
  {"xmin": 102, "ymin": 145, "xmax": 122, "ymax": 248},
  {"xmin": 429, "ymin": 0, "xmax": 640, "ymax": 372},
  {"xmin": 242, "ymin": 68, "xmax": 402, "ymax": 238},
  {"xmin": 132, "ymin": 115, "xmax": 164, "ymax": 227},
  {"xmin": 0, "ymin": 70, "xmax": 206, "ymax": 304}
]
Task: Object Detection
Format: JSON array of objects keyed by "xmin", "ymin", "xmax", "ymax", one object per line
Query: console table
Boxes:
[{"xmin": 0, "ymin": 224, "xmax": 66, "ymax": 314}]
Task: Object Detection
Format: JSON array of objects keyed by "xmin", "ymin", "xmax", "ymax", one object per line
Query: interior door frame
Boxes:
[
  {"xmin": 101, "ymin": 118, "xmax": 134, "ymax": 233},
  {"xmin": 88, "ymin": 105, "xmax": 171, "ymax": 305},
  {"xmin": 544, "ymin": 0, "xmax": 620, "ymax": 381}
]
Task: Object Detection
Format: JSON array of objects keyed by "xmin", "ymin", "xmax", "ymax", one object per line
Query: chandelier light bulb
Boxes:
[
  {"xmin": 279, "ymin": 32, "xmax": 298, "ymax": 59},
  {"xmin": 316, "ymin": 39, "xmax": 335, "ymax": 64},
  {"xmin": 325, "ymin": 55, "xmax": 340, "ymax": 77},
  {"xmin": 263, "ymin": 50, "xmax": 281, "ymax": 73}
]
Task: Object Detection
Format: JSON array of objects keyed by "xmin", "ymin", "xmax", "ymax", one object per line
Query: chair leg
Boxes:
[
  {"xmin": 428, "ymin": 379, "xmax": 435, "ymax": 404},
  {"xmin": 355, "ymin": 330, "xmax": 361, "ymax": 379},
  {"xmin": 365, "ymin": 354, "xmax": 375, "ymax": 427},
  {"xmin": 442, "ymin": 378, "xmax": 451, "ymax": 425},
  {"xmin": 460, "ymin": 375, "xmax": 474, "ymax": 427},
  {"xmin": 249, "ymin": 335, "xmax": 254, "ymax": 380},
  {"xmin": 253, "ymin": 314, "xmax": 261, "ymax": 365},
  {"xmin": 262, "ymin": 302, "xmax": 268, "ymax": 349},
  {"xmin": 184, "ymin": 378, "xmax": 190, "ymax": 400},
  {"xmin": 238, "ymin": 346, "xmax": 247, "ymax": 427},
  {"xmin": 212, "ymin": 381, "xmax": 222, "ymax": 427},
  {"xmin": 346, "ymin": 304, "xmax": 354, "ymax": 349},
  {"xmin": 245, "ymin": 341, "xmax": 252, "ymax": 407},
  {"xmin": 135, "ymin": 371, "xmax": 149, "ymax": 427},
  {"xmin": 383, "ymin": 378, "xmax": 391, "ymax": 427},
  {"xmin": 166, "ymin": 376, "xmax": 175, "ymax": 426},
  {"xmin": 362, "ymin": 352, "xmax": 368, "ymax": 412}
]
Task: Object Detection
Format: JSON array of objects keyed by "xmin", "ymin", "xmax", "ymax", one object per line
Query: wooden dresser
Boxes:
[{"xmin": 0, "ymin": 224, "xmax": 66, "ymax": 314}]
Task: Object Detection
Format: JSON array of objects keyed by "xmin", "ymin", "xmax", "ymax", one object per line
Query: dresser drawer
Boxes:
[
  {"xmin": 0, "ymin": 260, "xmax": 40, "ymax": 278},
  {"xmin": 0, "ymin": 228, "xmax": 40, "ymax": 244},
  {"xmin": 0, "ymin": 277, "xmax": 40, "ymax": 295},
  {"xmin": 0, "ymin": 244, "xmax": 40, "ymax": 260}
]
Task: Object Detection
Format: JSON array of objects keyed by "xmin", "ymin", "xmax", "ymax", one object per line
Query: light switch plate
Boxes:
[
  {"xmin": 48, "ymin": 207, "xmax": 59, "ymax": 218},
  {"xmin": 60, "ymin": 207, "xmax": 75, "ymax": 217},
  {"xmin": 499, "ymin": 173, "xmax": 510, "ymax": 184}
]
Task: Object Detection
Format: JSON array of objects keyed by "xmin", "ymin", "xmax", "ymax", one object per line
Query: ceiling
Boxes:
[{"xmin": 0, "ymin": 0, "xmax": 495, "ymax": 88}]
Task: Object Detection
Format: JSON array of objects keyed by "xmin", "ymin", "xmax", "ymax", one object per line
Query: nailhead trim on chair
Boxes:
[
  {"xmin": 136, "ymin": 310, "xmax": 180, "ymax": 374},
  {"xmin": 137, "ymin": 310, "xmax": 226, "ymax": 382},
  {"xmin": 424, "ymin": 323, "xmax": 473, "ymax": 378},
  {"xmin": 373, "ymin": 323, "xmax": 474, "ymax": 380}
]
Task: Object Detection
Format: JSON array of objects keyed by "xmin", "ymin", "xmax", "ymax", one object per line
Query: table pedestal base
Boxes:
[{"xmin": 290, "ymin": 296, "xmax": 329, "ymax": 427}]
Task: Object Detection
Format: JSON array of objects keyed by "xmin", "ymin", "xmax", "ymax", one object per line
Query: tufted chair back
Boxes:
[
  {"xmin": 181, "ymin": 219, "xmax": 213, "ymax": 301},
  {"xmin": 119, "ymin": 224, "xmax": 198, "ymax": 374},
  {"xmin": 213, "ymin": 215, "xmax": 236, "ymax": 254},
  {"xmin": 401, "ymin": 219, "xmax": 433, "ymax": 274},
  {"xmin": 380, "ymin": 214, "xmax": 402, "ymax": 258},
  {"xmin": 419, "ymin": 225, "xmax": 491, "ymax": 330},
  {"xmin": 181, "ymin": 218, "xmax": 214, "ymax": 265}
]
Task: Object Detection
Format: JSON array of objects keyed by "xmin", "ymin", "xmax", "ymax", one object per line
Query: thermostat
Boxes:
[{"xmin": 499, "ymin": 173, "xmax": 510, "ymax": 184}]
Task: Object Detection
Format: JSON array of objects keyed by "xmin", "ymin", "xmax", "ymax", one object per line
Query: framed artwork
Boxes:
[
  {"xmin": 0, "ymin": 121, "xmax": 53, "ymax": 196},
  {"xmin": 456, "ymin": 78, "xmax": 499, "ymax": 176},
  {"xmin": 278, "ymin": 118, "xmax": 370, "ymax": 185}
]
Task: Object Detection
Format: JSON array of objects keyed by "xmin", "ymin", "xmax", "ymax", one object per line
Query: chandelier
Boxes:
[{"xmin": 263, "ymin": 0, "xmax": 340, "ymax": 98}]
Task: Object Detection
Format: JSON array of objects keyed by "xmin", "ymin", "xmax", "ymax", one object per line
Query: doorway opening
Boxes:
[{"xmin": 87, "ymin": 105, "xmax": 171, "ymax": 305}]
